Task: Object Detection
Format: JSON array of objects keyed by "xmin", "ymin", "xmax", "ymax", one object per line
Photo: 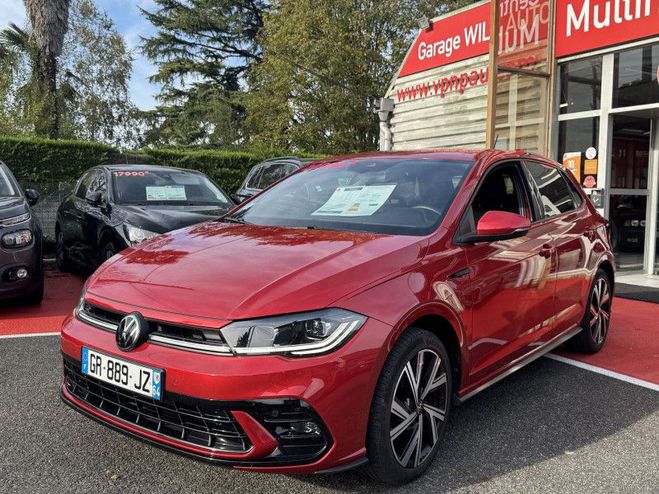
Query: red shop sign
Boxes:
[
  {"xmin": 555, "ymin": 0, "xmax": 659, "ymax": 58},
  {"xmin": 399, "ymin": 3, "xmax": 490, "ymax": 77}
]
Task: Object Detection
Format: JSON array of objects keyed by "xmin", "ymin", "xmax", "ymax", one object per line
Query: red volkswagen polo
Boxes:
[{"xmin": 60, "ymin": 150, "xmax": 614, "ymax": 484}]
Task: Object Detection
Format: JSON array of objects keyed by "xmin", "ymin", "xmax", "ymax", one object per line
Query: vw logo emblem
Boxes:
[{"xmin": 116, "ymin": 312, "xmax": 148, "ymax": 351}]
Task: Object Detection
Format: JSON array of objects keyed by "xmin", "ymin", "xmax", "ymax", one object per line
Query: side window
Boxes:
[
  {"xmin": 524, "ymin": 161, "xmax": 577, "ymax": 217},
  {"xmin": 89, "ymin": 171, "xmax": 107, "ymax": 194},
  {"xmin": 75, "ymin": 170, "xmax": 99, "ymax": 199},
  {"xmin": 460, "ymin": 164, "xmax": 526, "ymax": 236},
  {"xmin": 259, "ymin": 163, "xmax": 297, "ymax": 189},
  {"xmin": 245, "ymin": 165, "xmax": 265, "ymax": 189}
]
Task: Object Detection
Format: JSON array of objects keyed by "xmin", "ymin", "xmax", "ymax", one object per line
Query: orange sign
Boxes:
[
  {"xmin": 584, "ymin": 159, "xmax": 598, "ymax": 175},
  {"xmin": 562, "ymin": 152, "xmax": 582, "ymax": 183}
]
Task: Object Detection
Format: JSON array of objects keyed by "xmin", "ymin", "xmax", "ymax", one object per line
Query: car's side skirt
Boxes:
[{"xmin": 457, "ymin": 325, "xmax": 582, "ymax": 403}]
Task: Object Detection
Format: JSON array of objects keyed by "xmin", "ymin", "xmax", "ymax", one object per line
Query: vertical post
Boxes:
[
  {"xmin": 544, "ymin": 0, "xmax": 557, "ymax": 157},
  {"xmin": 485, "ymin": 0, "xmax": 500, "ymax": 149}
]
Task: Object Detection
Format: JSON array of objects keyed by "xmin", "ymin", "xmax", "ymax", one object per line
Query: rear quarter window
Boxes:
[{"xmin": 524, "ymin": 161, "xmax": 578, "ymax": 218}]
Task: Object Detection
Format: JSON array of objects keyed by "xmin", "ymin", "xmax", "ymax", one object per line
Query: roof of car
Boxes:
[
  {"xmin": 103, "ymin": 163, "xmax": 199, "ymax": 173},
  {"xmin": 320, "ymin": 149, "xmax": 562, "ymax": 167}
]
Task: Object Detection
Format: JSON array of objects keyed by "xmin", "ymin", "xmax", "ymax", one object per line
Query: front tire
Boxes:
[
  {"xmin": 366, "ymin": 328, "xmax": 452, "ymax": 485},
  {"xmin": 24, "ymin": 278, "xmax": 44, "ymax": 305},
  {"xmin": 99, "ymin": 239, "xmax": 117, "ymax": 265},
  {"xmin": 568, "ymin": 269, "xmax": 612, "ymax": 354},
  {"xmin": 55, "ymin": 226, "xmax": 73, "ymax": 272}
]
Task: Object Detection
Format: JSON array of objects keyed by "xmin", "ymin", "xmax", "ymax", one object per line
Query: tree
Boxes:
[
  {"xmin": 0, "ymin": 0, "xmax": 136, "ymax": 146},
  {"xmin": 23, "ymin": 0, "xmax": 71, "ymax": 137},
  {"xmin": 245, "ymin": 0, "xmax": 472, "ymax": 154},
  {"xmin": 61, "ymin": 0, "xmax": 136, "ymax": 146},
  {"xmin": 140, "ymin": 0, "xmax": 270, "ymax": 146}
]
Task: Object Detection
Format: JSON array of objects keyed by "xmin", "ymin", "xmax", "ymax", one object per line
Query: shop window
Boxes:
[
  {"xmin": 495, "ymin": 73, "xmax": 549, "ymax": 155},
  {"xmin": 559, "ymin": 57, "xmax": 602, "ymax": 114},
  {"xmin": 613, "ymin": 44, "xmax": 659, "ymax": 108},
  {"xmin": 557, "ymin": 118, "xmax": 599, "ymax": 167}
]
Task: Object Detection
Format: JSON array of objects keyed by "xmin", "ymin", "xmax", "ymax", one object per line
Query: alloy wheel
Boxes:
[
  {"xmin": 390, "ymin": 349, "xmax": 448, "ymax": 469},
  {"xmin": 589, "ymin": 277, "xmax": 611, "ymax": 345}
]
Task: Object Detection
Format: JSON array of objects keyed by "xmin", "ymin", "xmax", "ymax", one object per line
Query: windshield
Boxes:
[
  {"xmin": 111, "ymin": 169, "xmax": 231, "ymax": 206},
  {"xmin": 227, "ymin": 158, "xmax": 473, "ymax": 235},
  {"xmin": 0, "ymin": 167, "xmax": 18, "ymax": 197}
]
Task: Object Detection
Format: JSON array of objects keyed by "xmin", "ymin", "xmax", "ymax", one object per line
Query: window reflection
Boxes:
[
  {"xmin": 613, "ymin": 44, "xmax": 659, "ymax": 108},
  {"xmin": 559, "ymin": 57, "xmax": 602, "ymax": 114}
]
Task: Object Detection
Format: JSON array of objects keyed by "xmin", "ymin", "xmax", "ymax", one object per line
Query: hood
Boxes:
[
  {"xmin": 115, "ymin": 204, "xmax": 232, "ymax": 233},
  {"xmin": 0, "ymin": 196, "xmax": 29, "ymax": 221},
  {"xmin": 87, "ymin": 222, "xmax": 428, "ymax": 320}
]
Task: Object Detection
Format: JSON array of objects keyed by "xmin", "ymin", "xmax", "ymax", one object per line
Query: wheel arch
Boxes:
[
  {"xmin": 598, "ymin": 258, "xmax": 615, "ymax": 288},
  {"xmin": 387, "ymin": 303, "xmax": 467, "ymax": 398},
  {"xmin": 407, "ymin": 315, "xmax": 462, "ymax": 397}
]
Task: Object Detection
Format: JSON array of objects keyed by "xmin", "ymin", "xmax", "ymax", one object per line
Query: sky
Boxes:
[{"xmin": 3, "ymin": 0, "xmax": 160, "ymax": 110}]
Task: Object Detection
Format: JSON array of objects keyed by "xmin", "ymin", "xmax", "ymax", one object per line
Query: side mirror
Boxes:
[
  {"xmin": 231, "ymin": 194, "xmax": 243, "ymax": 204},
  {"xmin": 85, "ymin": 190, "xmax": 103, "ymax": 207},
  {"xmin": 24, "ymin": 188, "xmax": 39, "ymax": 206},
  {"xmin": 465, "ymin": 211, "xmax": 531, "ymax": 243}
]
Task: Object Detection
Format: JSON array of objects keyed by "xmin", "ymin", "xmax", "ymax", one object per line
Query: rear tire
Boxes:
[
  {"xmin": 366, "ymin": 328, "xmax": 452, "ymax": 485},
  {"xmin": 567, "ymin": 269, "xmax": 612, "ymax": 354}
]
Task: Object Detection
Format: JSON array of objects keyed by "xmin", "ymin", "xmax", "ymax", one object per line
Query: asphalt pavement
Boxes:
[{"xmin": 0, "ymin": 334, "xmax": 657, "ymax": 494}]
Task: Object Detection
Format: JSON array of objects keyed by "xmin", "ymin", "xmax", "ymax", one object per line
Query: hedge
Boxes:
[
  {"xmin": 0, "ymin": 136, "xmax": 113, "ymax": 182},
  {"xmin": 0, "ymin": 135, "xmax": 324, "ymax": 193},
  {"xmin": 145, "ymin": 148, "xmax": 266, "ymax": 192}
]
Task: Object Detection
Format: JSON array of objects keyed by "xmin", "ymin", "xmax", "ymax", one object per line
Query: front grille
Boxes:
[
  {"xmin": 63, "ymin": 357, "xmax": 333, "ymax": 465},
  {"xmin": 79, "ymin": 302, "xmax": 229, "ymax": 352},
  {"xmin": 64, "ymin": 359, "xmax": 250, "ymax": 453}
]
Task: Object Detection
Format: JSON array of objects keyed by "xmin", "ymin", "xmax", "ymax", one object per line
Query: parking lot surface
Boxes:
[{"xmin": 1, "ymin": 272, "xmax": 658, "ymax": 493}]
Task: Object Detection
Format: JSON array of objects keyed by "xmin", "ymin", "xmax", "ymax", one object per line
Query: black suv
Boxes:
[
  {"xmin": 56, "ymin": 164, "xmax": 234, "ymax": 272},
  {"xmin": 233, "ymin": 157, "xmax": 316, "ymax": 203},
  {"xmin": 0, "ymin": 161, "xmax": 43, "ymax": 304}
]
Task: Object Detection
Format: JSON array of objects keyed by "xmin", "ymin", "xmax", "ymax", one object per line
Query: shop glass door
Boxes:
[{"xmin": 608, "ymin": 116, "xmax": 652, "ymax": 272}]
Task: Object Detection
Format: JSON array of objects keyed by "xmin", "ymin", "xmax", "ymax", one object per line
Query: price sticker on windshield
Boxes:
[
  {"xmin": 312, "ymin": 185, "xmax": 396, "ymax": 217},
  {"xmin": 113, "ymin": 171, "xmax": 150, "ymax": 177}
]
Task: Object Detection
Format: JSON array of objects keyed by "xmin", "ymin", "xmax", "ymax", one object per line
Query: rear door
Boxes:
[
  {"xmin": 459, "ymin": 161, "xmax": 557, "ymax": 385},
  {"xmin": 523, "ymin": 160, "xmax": 589, "ymax": 336}
]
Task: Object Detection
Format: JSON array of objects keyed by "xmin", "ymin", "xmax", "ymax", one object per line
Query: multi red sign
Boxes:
[
  {"xmin": 556, "ymin": 0, "xmax": 659, "ymax": 57},
  {"xmin": 398, "ymin": 0, "xmax": 659, "ymax": 77}
]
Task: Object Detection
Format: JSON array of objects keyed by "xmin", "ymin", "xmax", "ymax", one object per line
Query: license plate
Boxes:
[{"xmin": 81, "ymin": 347, "xmax": 163, "ymax": 400}]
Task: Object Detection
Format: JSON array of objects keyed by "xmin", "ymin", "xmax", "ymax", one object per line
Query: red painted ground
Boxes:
[
  {"xmin": 0, "ymin": 269, "xmax": 84, "ymax": 335},
  {"xmin": 557, "ymin": 297, "xmax": 659, "ymax": 386},
  {"xmin": 1, "ymin": 272, "xmax": 657, "ymax": 385}
]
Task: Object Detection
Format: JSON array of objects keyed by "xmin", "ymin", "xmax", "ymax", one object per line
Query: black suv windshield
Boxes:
[
  {"xmin": 111, "ymin": 169, "xmax": 230, "ymax": 206},
  {"xmin": 228, "ymin": 158, "xmax": 473, "ymax": 236}
]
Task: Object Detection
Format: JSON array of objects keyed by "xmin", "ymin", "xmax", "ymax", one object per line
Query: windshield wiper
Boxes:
[{"xmin": 219, "ymin": 216, "xmax": 249, "ymax": 225}]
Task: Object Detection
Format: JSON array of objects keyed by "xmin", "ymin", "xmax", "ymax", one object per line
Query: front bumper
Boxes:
[
  {"xmin": 0, "ymin": 238, "xmax": 42, "ymax": 300},
  {"xmin": 60, "ymin": 310, "xmax": 391, "ymax": 473}
]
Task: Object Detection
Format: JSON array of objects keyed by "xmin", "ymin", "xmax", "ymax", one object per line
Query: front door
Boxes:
[
  {"xmin": 461, "ymin": 162, "xmax": 557, "ymax": 385},
  {"xmin": 608, "ymin": 116, "xmax": 659, "ymax": 274}
]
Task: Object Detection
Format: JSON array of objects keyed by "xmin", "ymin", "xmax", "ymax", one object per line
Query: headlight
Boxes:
[
  {"xmin": 630, "ymin": 220, "xmax": 639, "ymax": 227},
  {"xmin": 640, "ymin": 220, "xmax": 646, "ymax": 227},
  {"xmin": 124, "ymin": 224, "xmax": 159, "ymax": 245},
  {"xmin": 219, "ymin": 309, "xmax": 367, "ymax": 356},
  {"xmin": 0, "ymin": 212, "xmax": 30, "ymax": 227},
  {"xmin": 2, "ymin": 229, "xmax": 33, "ymax": 248}
]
